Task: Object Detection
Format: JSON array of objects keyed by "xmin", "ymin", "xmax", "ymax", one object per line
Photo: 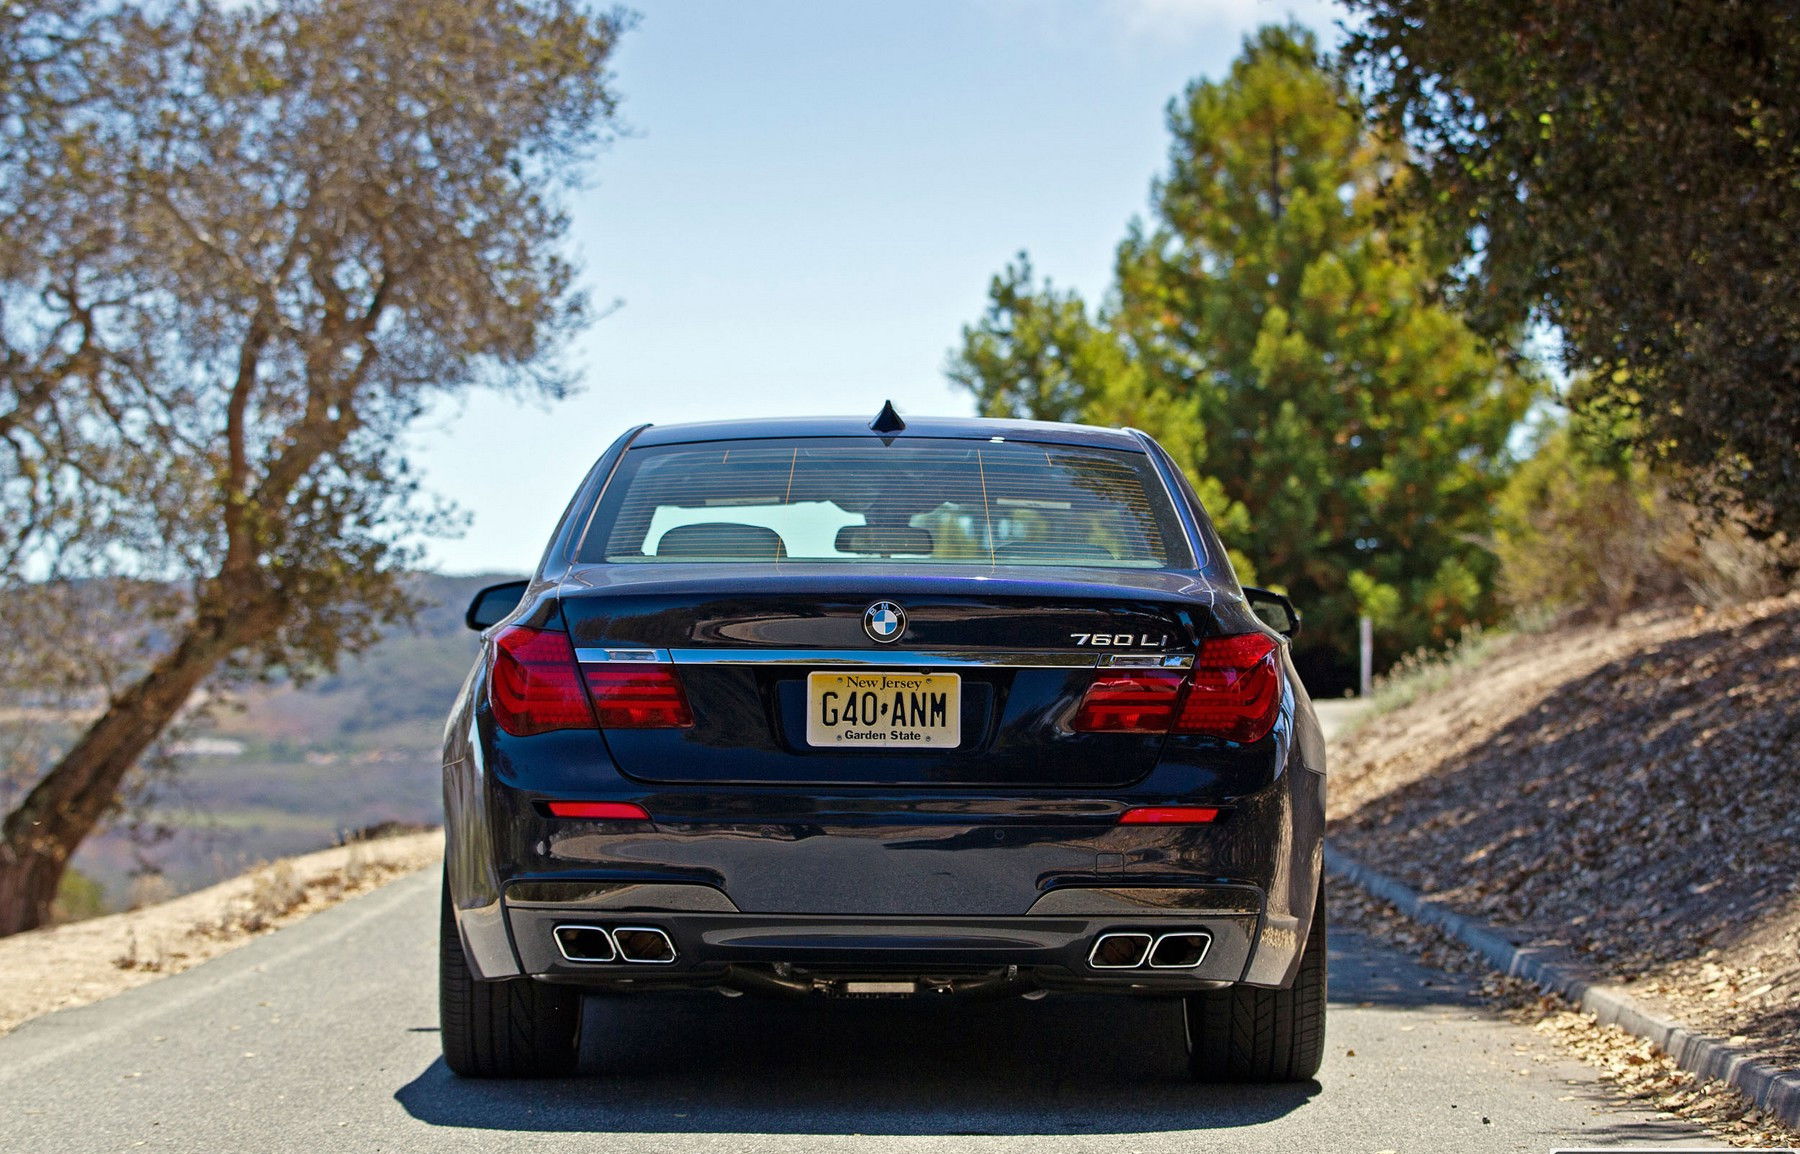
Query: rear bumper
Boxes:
[
  {"xmin": 443, "ymin": 664, "xmax": 1327, "ymax": 992},
  {"xmin": 503, "ymin": 882, "xmax": 1261, "ymax": 993}
]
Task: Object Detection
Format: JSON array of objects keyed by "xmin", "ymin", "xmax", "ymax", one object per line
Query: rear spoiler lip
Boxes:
[{"xmin": 556, "ymin": 561, "xmax": 1225, "ymax": 604}]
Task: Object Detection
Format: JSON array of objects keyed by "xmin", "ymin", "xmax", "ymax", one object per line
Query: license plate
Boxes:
[{"xmin": 805, "ymin": 671, "xmax": 961, "ymax": 749}]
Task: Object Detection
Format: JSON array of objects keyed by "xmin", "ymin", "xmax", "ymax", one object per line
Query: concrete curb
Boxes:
[{"xmin": 1325, "ymin": 844, "xmax": 1800, "ymax": 1128}]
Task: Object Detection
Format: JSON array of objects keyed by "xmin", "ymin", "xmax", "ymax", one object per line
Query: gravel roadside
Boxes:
[
  {"xmin": 0, "ymin": 829, "xmax": 442, "ymax": 1036},
  {"xmin": 1324, "ymin": 593, "xmax": 1800, "ymax": 1145}
]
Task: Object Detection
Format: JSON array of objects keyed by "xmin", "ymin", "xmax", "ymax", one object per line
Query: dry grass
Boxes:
[{"xmin": 2, "ymin": 829, "xmax": 441, "ymax": 1029}]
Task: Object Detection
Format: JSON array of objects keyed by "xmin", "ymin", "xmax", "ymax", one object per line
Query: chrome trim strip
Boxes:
[
  {"xmin": 665, "ymin": 648, "xmax": 1103, "ymax": 668},
  {"xmin": 575, "ymin": 647, "xmax": 670, "ymax": 663},
  {"xmin": 1100, "ymin": 653, "xmax": 1194, "ymax": 669}
]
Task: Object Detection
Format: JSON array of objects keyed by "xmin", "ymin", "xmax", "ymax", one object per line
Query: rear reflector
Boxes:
[
  {"xmin": 1071, "ymin": 632, "xmax": 1282, "ymax": 744},
  {"xmin": 545, "ymin": 801, "xmax": 652, "ymax": 820},
  {"xmin": 1119, "ymin": 806, "xmax": 1220, "ymax": 824},
  {"xmin": 582, "ymin": 665, "xmax": 695, "ymax": 729},
  {"xmin": 490, "ymin": 626, "xmax": 593, "ymax": 737}
]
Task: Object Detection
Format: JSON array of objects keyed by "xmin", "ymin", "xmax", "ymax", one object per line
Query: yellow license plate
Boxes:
[{"xmin": 805, "ymin": 671, "xmax": 961, "ymax": 749}]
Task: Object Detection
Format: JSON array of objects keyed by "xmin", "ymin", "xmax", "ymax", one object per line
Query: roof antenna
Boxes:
[{"xmin": 869, "ymin": 400, "xmax": 906, "ymax": 434}]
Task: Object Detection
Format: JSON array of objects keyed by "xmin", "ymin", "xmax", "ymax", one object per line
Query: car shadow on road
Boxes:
[{"xmin": 394, "ymin": 992, "xmax": 1319, "ymax": 1135}]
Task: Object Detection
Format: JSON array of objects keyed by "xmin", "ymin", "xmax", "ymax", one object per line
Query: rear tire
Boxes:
[
  {"xmin": 439, "ymin": 874, "xmax": 581, "ymax": 1078},
  {"xmin": 1184, "ymin": 883, "xmax": 1326, "ymax": 1082}
]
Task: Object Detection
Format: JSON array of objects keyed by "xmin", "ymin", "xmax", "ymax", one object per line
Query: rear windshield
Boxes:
[{"xmin": 576, "ymin": 436, "xmax": 1193, "ymax": 569}]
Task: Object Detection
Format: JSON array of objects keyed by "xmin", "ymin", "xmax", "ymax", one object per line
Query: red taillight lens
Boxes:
[
  {"xmin": 1071, "ymin": 633, "xmax": 1282, "ymax": 744},
  {"xmin": 545, "ymin": 801, "xmax": 651, "ymax": 820},
  {"xmin": 1070, "ymin": 670, "xmax": 1185, "ymax": 733},
  {"xmin": 489, "ymin": 626, "xmax": 593, "ymax": 736},
  {"xmin": 1175, "ymin": 633, "xmax": 1280, "ymax": 743},
  {"xmin": 583, "ymin": 665, "xmax": 694, "ymax": 729}
]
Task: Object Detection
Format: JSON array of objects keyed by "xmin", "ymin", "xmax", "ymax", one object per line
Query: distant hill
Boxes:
[{"xmin": 72, "ymin": 572, "xmax": 520, "ymax": 907}]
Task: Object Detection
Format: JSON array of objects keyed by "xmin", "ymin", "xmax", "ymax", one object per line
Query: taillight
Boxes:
[
  {"xmin": 582, "ymin": 665, "xmax": 694, "ymax": 729},
  {"xmin": 489, "ymin": 626, "xmax": 593, "ymax": 736},
  {"xmin": 1176, "ymin": 633, "xmax": 1280, "ymax": 743},
  {"xmin": 1071, "ymin": 670, "xmax": 1185, "ymax": 733},
  {"xmin": 1071, "ymin": 633, "xmax": 1282, "ymax": 744},
  {"xmin": 489, "ymin": 630, "xmax": 694, "ymax": 736}
]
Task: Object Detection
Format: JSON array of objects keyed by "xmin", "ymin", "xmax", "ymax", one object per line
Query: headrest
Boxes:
[{"xmin": 655, "ymin": 522, "xmax": 788, "ymax": 560}]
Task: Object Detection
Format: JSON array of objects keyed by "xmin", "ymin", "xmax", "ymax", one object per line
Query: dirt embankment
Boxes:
[
  {"xmin": 0, "ymin": 830, "xmax": 442, "ymax": 1036},
  {"xmin": 1329, "ymin": 592, "xmax": 1800, "ymax": 1073}
]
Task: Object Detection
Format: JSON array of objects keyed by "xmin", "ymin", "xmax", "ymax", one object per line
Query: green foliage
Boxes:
[
  {"xmin": 1346, "ymin": 0, "xmax": 1800, "ymax": 542},
  {"xmin": 949, "ymin": 254, "xmax": 1125, "ymax": 423},
  {"xmin": 1123, "ymin": 25, "xmax": 1538, "ymax": 677},
  {"xmin": 950, "ymin": 25, "xmax": 1538, "ymax": 682},
  {"xmin": 1492, "ymin": 415, "xmax": 1792, "ymax": 622},
  {"xmin": 52, "ymin": 867, "xmax": 108, "ymax": 923}
]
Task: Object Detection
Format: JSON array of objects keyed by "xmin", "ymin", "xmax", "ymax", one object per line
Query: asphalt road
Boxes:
[{"xmin": 0, "ymin": 867, "xmax": 1715, "ymax": 1154}]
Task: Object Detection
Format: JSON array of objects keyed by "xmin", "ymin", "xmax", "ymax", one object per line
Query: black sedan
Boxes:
[{"xmin": 440, "ymin": 406, "xmax": 1327, "ymax": 1081}]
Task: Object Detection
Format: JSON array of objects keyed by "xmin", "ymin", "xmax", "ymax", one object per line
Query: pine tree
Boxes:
[{"xmin": 950, "ymin": 26, "xmax": 1538, "ymax": 685}]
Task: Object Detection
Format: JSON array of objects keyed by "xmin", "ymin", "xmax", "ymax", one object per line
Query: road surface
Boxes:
[{"xmin": 0, "ymin": 866, "xmax": 1710, "ymax": 1153}]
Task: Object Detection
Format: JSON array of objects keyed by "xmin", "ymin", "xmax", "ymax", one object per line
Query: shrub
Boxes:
[
  {"xmin": 1494, "ymin": 423, "xmax": 1792, "ymax": 622},
  {"xmin": 51, "ymin": 867, "xmax": 108, "ymax": 923}
]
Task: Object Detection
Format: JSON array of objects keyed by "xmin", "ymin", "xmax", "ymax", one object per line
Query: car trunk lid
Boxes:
[{"xmin": 557, "ymin": 565, "xmax": 1220, "ymax": 788}]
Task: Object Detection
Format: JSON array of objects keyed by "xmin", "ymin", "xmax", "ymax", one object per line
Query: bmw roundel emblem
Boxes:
[{"xmin": 863, "ymin": 601, "xmax": 906, "ymax": 644}]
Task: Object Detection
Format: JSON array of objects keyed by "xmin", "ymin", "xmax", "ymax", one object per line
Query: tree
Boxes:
[
  {"xmin": 950, "ymin": 254, "xmax": 1119, "ymax": 423},
  {"xmin": 1345, "ymin": 0, "xmax": 1800, "ymax": 543},
  {"xmin": 948, "ymin": 260, "xmax": 1260, "ymax": 582},
  {"xmin": 0, "ymin": 0, "xmax": 627, "ymax": 936},
  {"xmin": 951, "ymin": 26, "xmax": 1538, "ymax": 686}
]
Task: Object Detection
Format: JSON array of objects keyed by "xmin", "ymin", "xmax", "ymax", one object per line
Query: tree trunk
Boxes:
[{"xmin": 0, "ymin": 596, "xmax": 271, "ymax": 936}]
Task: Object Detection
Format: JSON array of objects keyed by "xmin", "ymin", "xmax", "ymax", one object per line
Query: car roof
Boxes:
[{"xmin": 629, "ymin": 412, "xmax": 1148, "ymax": 452}]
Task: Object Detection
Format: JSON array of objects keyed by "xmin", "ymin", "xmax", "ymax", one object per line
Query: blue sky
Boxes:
[{"xmin": 413, "ymin": 0, "xmax": 1342, "ymax": 574}]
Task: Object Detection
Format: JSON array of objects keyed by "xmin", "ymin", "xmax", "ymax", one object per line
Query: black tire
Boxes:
[
  {"xmin": 439, "ymin": 874, "xmax": 582, "ymax": 1078},
  {"xmin": 1184, "ymin": 884, "xmax": 1326, "ymax": 1082}
]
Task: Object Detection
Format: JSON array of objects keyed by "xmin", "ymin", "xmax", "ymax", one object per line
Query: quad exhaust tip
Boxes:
[
  {"xmin": 1088, "ymin": 932, "xmax": 1153, "ymax": 969},
  {"xmin": 1148, "ymin": 931, "xmax": 1211, "ymax": 969},
  {"xmin": 553, "ymin": 924, "xmax": 618, "ymax": 964},
  {"xmin": 552, "ymin": 924, "xmax": 677, "ymax": 965},
  {"xmin": 1088, "ymin": 930, "xmax": 1212, "ymax": 970},
  {"xmin": 612, "ymin": 926, "xmax": 678, "ymax": 964}
]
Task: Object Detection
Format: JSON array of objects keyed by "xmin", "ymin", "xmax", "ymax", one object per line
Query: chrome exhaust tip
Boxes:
[
  {"xmin": 552, "ymin": 924, "xmax": 618, "ymax": 964},
  {"xmin": 612, "ymin": 926, "xmax": 678, "ymax": 964},
  {"xmin": 1148, "ymin": 931, "xmax": 1212, "ymax": 969},
  {"xmin": 1088, "ymin": 931, "xmax": 1153, "ymax": 969}
]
